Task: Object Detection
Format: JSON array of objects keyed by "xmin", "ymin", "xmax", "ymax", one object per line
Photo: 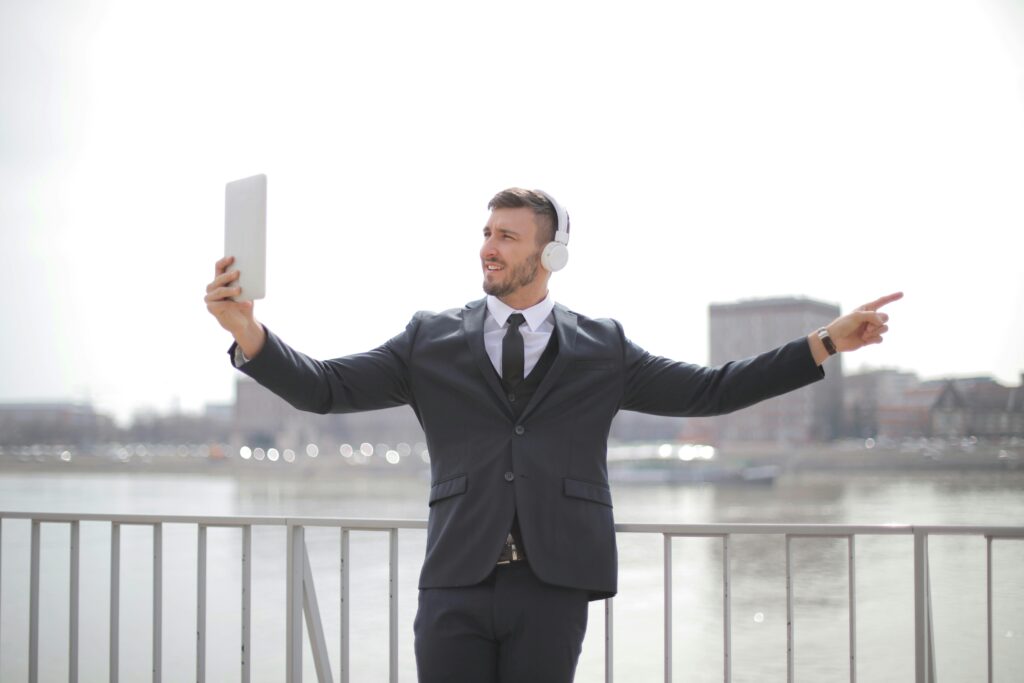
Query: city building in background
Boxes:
[
  {"xmin": 707, "ymin": 297, "xmax": 843, "ymax": 446},
  {"xmin": 931, "ymin": 375, "xmax": 1024, "ymax": 439},
  {"xmin": 843, "ymin": 368, "xmax": 939, "ymax": 439},
  {"xmin": 0, "ymin": 402, "xmax": 117, "ymax": 446}
]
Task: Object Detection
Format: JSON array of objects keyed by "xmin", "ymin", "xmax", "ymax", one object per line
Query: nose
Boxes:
[{"xmin": 481, "ymin": 235, "xmax": 498, "ymax": 261}]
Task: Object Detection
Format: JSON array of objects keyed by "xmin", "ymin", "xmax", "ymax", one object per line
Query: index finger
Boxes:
[
  {"xmin": 215, "ymin": 255, "xmax": 235, "ymax": 277},
  {"xmin": 860, "ymin": 291, "xmax": 903, "ymax": 312}
]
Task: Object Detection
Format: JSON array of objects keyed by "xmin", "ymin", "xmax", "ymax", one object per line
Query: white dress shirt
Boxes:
[{"xmin": 484, "ymin": 293, "xmax": 556, "ymax": 379}]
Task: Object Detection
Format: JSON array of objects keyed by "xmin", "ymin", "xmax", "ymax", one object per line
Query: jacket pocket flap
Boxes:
[
  {"xmin": 563, "ymin": 477, "xmax": 613, "ymax": 507},
  {"xmin": 429, "ymin": 474, "xmax": 467, "ymax": 505}
]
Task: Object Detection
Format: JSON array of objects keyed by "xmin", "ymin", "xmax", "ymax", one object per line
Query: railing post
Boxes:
[
  {"xmin": 0, "ymin": 518, "xmax": 3, "ymax": 668},
  {"xmin": 197, "ymin": 525, "xmax": 207, "ymax": 683},
  {"xmin": 605, "ymin": 598, "xmax": 614, "ymax": 683},
  {"xmin": 286, "ymin": 524, "xmax": 303, "ymax": 683},
  {"xmin": 340, "ymin": 528, "xmax": 350, "ymax": 683},
  {"xmin": 927, "ymin": 558, "xmax": 936, "ymax": 683},
  {"xmin": 111, "ymin": 522, "xmax": 120, "ymax": 683},
  {"xmin": 786, "ymin": 534, "xmax": 794, "ymax": 683},
  {"xmin": 663, "ymin": 534, "xmax": 672, "ymax": 683},
  {"xmin": 70, "ymin": 520, "xmax": 80, "ymax": 683},
  {"xmin": 303, "ymin": 540, "xmax": 334, "ymax": 683},
  {"xmin": 29, "ymin": 520, "xmax": 40, "ymax": 683},
  {"xmin": 242, "ymin": 525, "xmax": 252, "ymax": 683},
  {"xmin": 153, "ymin": 523, "xmax": 161, "ymax": 683},
  {"xmin": 848, "ymin": 535, "xmax": 857, "ymax": 683},
  {"xmin": 986, "ymin": 536, "xmax": 993, "ymax": 683},
  {"xmin": 389, "ymin": 528, "xmax": 399, "ymax": 683},
  {"xmin": 913, "ymin": 530, "xmax": 929, "ymax": 683},
  {"xmin": 723, "ymin": 535, "xmax": 732, "ymax": 683}
]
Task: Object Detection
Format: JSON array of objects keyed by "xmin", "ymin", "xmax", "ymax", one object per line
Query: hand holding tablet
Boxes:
[{"xmin": 204, "ymin": 174, "xmax": 269, "ymax": 359}]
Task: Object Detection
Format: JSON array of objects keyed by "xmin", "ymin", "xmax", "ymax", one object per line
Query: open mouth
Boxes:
[{"xmin": 484, "ymin": 262, "xmax": 504, "ymax": 272}]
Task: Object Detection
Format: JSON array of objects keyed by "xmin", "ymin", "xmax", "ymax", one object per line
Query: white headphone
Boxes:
[{"xmin": 535, "ymin": 189, "xmax": 571, "ymax": 272}]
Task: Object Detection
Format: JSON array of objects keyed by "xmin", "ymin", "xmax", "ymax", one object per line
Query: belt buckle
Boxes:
[{"xmin": 496, "ymin": 534, "xmax": 523, "ymax": 565}]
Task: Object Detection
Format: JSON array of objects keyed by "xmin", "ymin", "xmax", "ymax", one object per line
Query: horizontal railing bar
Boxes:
[
  {"xmin": 619, "ymin": 523, "xmax": 1024, "ymax": 537},
  {"xmin": 662, "ymin": 532, "xmax": 861, "ymax": 540},
  {"xmin": 0, "ymin": 513, "xmax": 288, "ymax": 525},
  {"xmin": 3, "ymin": 512, "xmax": 1024, "ymax": 539},
  {"xmin": 0, "ymin": 511, "xmax": 430, "ymax": 529},
  {"xmin": 292, "ymin": 520, "xmax": 427, "ymax": 531},
  {"xmin": 913, "ymin": 526, "xmax": 1024, "ymax": 538},
  {"xmin": 617, "ymin": 523, "xmax": 913, "ymax": 535}
]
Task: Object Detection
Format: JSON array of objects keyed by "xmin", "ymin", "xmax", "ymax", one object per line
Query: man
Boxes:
[{"xmin": 205, "ymin": 188, "xmax": 901, "ymax": 682}]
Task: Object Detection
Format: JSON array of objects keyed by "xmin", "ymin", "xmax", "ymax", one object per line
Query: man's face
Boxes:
[{"xmin": 480, "ymin": 207, "xmax": 545, "ymax": 300}]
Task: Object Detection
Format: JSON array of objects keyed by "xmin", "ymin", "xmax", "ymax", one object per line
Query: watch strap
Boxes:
[{"xmin": 817, "ymin": 327, "xmax": 837, "ymax": 356}]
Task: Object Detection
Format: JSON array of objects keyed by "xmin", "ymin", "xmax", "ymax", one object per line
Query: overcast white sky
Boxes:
[{"xmin": 2, "ymin": 0, "xmax": 1023, "ymax": 424}]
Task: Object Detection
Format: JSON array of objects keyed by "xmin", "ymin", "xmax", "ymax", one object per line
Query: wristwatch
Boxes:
[{"xmin": 817, "ymin": 327, "xmax": 838, "ymax": 356}]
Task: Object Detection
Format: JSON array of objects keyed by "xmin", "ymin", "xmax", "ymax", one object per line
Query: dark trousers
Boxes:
[{"xmin": 414, "ymin": 562, "xmax": 589, "ymax": 682}]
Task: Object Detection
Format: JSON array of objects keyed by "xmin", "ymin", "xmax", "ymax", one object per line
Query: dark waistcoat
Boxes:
[
  {"xmin": 497, "ymin": 330, "xmax": 560, "ymax": 419},
  {"xmin": 496, "ymin": 331, "xmax": 560, "ymax": 556}
]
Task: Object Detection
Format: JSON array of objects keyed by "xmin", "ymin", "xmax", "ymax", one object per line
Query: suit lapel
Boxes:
[
  {"xmin": 519, "ymin": 303, "xmax": 577, "ymax": 423},
  {"xmin": 462, "ymin": 299, "xmax": 515, "ymax": 420}
]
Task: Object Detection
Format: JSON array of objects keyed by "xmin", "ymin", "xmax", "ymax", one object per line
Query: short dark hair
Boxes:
[{"xmin": 487, "ymin": 188, "xmax": 557, "ymax": 245}]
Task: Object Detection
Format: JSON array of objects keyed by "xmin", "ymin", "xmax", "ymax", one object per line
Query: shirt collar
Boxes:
[{"xmin": 486, "ymin": 293, "xmax": 555, "ymax": 332}]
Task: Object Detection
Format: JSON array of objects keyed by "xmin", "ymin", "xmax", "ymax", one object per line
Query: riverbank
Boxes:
[{"xmin": 1, "ymin": 439, "xmax": 1020, "ymax": 482}]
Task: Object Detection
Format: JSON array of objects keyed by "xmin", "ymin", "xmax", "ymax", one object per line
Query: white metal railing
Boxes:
[{"xmin": 1, "ymin": 511, "xmax": 1022, "ymax": 683}]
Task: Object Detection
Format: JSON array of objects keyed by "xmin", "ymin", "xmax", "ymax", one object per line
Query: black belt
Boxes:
[{"xmin": 496, "ymin": 532, "xmax": 526, "ymax": 565}]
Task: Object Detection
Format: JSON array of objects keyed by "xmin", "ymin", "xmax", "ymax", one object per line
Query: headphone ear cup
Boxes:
[{"xmin": 541, "ymin": 241, "xmax": 569, "ymax": 272}]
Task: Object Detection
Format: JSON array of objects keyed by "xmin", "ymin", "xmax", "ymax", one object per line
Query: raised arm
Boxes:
[{"xmin": 204, "ymin": 255, "xmax": 267, "ymax": 359}]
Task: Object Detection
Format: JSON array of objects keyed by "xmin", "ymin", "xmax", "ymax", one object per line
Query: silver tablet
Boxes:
[{"xmin": 224, "ymin": 174, "xmax": 267, "ymax": 301}]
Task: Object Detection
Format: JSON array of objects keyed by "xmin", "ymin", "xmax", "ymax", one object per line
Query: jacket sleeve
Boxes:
[
  {"xmin": 619, "ymin": 323, "xmax": 824, "ymax": 417},
  {"xmin": 228, "ymin": 313, "xmax": 423, "ymax": 414}
]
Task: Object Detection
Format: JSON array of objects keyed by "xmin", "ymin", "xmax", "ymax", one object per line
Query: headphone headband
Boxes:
[
  {"xmin": 534, "ymin": 189, "xmax": 571, "ymax": 272},
  {"xmin": 535, "ymin": 189, "xmax": 570, "ymax": 246}
]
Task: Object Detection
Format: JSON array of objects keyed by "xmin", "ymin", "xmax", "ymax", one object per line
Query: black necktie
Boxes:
[{"xmin": 502, "ymin": 313, "xmax": 526, "ymax": 387}]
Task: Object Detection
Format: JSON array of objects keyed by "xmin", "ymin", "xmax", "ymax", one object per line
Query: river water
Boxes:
[{"xmin": 1, "ymin": 469, "xmax": 1022, "ymax": 682}]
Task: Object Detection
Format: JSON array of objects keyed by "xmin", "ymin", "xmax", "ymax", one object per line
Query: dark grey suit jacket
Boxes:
[{"xmin": 232, "ymin": 298, "xmax": 823, "ymax": 599}]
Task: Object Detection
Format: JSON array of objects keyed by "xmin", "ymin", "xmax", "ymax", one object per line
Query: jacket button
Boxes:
[
  {"xmin": 504, "ymin": 471, "xmax": 515, "ymax": 482},
  {"xmin": 514, "ymin": 425, "xmax": 525, "ymax": 436},
  {"xmin": 508, "ymin": 393, "xmax": 517, "ymax": 402}
]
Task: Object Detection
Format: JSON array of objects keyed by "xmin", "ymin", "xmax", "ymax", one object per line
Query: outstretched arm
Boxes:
[
  {"xmin": 204, "ymin": 256, "xmax": 417, "ymax": 414},
  {"xmin": 807, "ymin": 291, "xmax": 904, "ymax": 365}
]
